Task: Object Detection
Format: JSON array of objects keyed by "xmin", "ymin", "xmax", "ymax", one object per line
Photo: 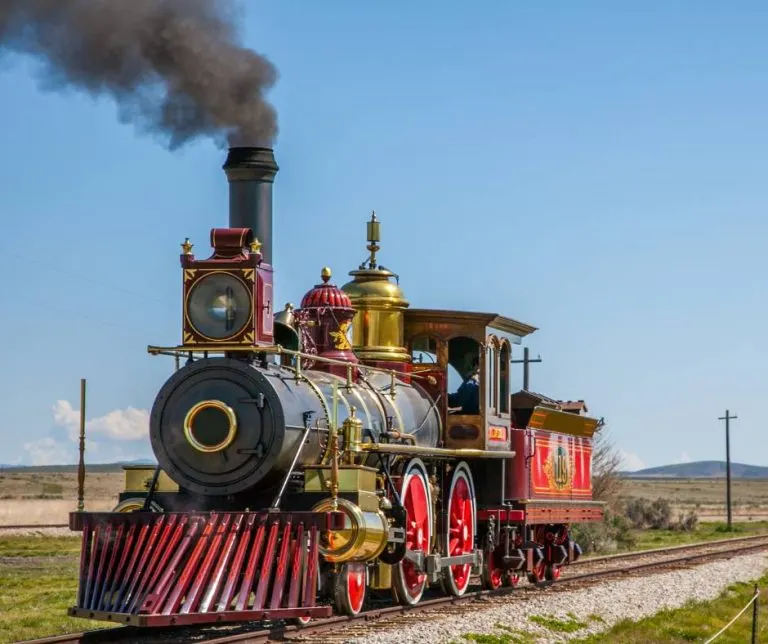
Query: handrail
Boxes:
[{"xmin": 147, "ymin": 343, "xmax": 434, "ymax": 383}]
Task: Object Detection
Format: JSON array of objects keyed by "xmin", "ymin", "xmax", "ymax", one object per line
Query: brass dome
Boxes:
[
  {"xmin": 341, "ymin": 268, "xmax": 409, "ymax": 308},
  {"xmin": 341, "ymin": 212, "xmax": 410, "ymax": 363}
]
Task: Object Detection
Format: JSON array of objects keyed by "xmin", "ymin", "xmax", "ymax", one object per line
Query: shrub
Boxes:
[
  {"xmin": 624, "ymin": 497, "xmax": 673, "ymax": 529},
  {"xmin": 673, "ymin": 510, "xmax": 699, "ymax": 532},
  {"xmin": 571, "ymin": 508, "xmax": 636, "ymax": 554}
]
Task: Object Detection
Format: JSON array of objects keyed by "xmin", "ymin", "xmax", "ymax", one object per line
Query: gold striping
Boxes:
[
  {"xmin": 182, "ymin": 400, "xmax": 238, "ymax": 453},
  {"xmin": 359, "ymin": 443, "xmax": 516, "ymax": 459}
]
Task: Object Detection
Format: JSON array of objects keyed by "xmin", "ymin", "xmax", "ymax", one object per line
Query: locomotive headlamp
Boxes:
[
  {"xmin": 183, "ymin": 400, "xmax": 238, "ymax": 453},
  {"xmin": 186, "ymin": 272, "xmax": 252, "ymax": 340}
]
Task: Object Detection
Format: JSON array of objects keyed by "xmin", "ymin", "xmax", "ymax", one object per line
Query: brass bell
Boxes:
[{"xmin": 274, "ymin": 302, "xmax": 296, "ymax": 329}]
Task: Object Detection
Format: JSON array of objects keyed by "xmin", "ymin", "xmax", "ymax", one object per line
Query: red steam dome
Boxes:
[{"xmin": 300, "ymin": 267, "xmax": 353, "ymax": 309}]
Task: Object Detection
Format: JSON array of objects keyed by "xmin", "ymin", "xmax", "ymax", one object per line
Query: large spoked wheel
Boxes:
[
  {"xmin": 392, "ymin": 459, "xmax": 432, "ymax": 606},
  {"xmin": 334, "ymin": 562, "xmax": 367, "ymax": 616},
  {"xmin": 442, "ymin": 462, "xmax": 476, "ymax": 597}
]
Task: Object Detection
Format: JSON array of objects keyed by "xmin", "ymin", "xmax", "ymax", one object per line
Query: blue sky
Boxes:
[{"xmin": 0, "ymin": 1, "xmax": 766, "ymax": 469}]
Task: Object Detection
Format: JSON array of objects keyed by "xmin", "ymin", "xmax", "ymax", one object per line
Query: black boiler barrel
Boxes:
[{"xmin": 222, "ymin": 147, "xmax": 279, "ymax": 265}]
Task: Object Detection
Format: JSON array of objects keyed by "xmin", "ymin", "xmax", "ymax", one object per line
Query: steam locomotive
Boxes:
[{"xmin": 68, "ymin": 147, "xmax": 604, "ymax": 627}]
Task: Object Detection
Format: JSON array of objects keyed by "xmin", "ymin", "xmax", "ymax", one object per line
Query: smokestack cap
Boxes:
[{"xmin": 223, "ymin": 147, "xmax": 279, "ymax": 182}]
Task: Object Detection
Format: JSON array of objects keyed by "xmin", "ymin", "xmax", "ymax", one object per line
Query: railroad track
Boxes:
[
  {"xmin": 0, "ymin": 524, "xmax": 69, "ymax": 530},
  {"xmin": 573, "ymin": 531, "xmax": 768, "ymax": 566},
  {"xmin": 19, "ymin": 533, "xmax": 768, "ymax": 644}
]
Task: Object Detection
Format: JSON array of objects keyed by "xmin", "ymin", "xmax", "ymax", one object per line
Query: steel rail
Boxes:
[
  {"xmin": 573, "ymin": 531, "xmax": 768, "ymax": 566},
  {"xmin": 0, "ymin": 523, "xmax": 69, "ymax": 530},
  {"xmin": 17, "ymin": 534, "xmax": 768, "ymax": 644}
]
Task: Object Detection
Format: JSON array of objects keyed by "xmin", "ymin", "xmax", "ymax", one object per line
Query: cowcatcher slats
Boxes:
[{"xmin": 67, "ymin": 510, "xmax": 333, "ymax": 627}]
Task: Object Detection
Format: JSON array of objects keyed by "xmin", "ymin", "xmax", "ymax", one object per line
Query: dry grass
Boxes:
[
  {"xmin": 0, "ymin": 471, "xmax": 123, "ymax": 525},
  {"xmin": 621, "ymin": 478, "xmax": 768, "ymax": 523}
]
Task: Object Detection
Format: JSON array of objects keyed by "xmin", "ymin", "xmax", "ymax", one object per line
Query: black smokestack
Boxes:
[
  {"xmin": 223, "ymin": 147, "xmax": 278, "ymax": 265},
  {"xmin": 0, "ymin": 0, "xmax": 277, "ymax": 149}
]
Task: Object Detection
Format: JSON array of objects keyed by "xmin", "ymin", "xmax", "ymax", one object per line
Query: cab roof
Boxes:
[{"xmin": 405, "ymin": 309, "xmax": 538, "ymax": 339}]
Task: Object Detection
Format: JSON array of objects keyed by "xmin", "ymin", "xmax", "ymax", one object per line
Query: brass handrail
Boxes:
[{"xmin": 147, "ymin": 343, "xmax": 434, "ymax": 382}]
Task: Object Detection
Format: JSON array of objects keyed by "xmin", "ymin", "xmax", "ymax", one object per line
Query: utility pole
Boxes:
[
  {"xmin": 718, "ymin": 409, "xmax": 737, "ymax": 531},
  {"xmin": 512, "ymin": 347, "xmax": 542, "ymax": 391}
]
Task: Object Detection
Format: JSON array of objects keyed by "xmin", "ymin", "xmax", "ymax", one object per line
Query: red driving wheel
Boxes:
[
  {"xmin": 392, "ymin": 459, "xmax": 432, "ymax": 606},
  {"xmin": 443, "ymin": 462, "xmax": 476, "ymax": 596}
]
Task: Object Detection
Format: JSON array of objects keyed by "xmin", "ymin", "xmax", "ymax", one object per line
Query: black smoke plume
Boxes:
[{"xmin": 0, "ymin": 0, "xmax": 278, "ymax": 149}]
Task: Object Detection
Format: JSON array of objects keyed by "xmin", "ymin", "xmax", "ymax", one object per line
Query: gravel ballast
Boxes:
[{"xmin": 348, "ymin": 551, "xmax": 768, "ymax": 643}]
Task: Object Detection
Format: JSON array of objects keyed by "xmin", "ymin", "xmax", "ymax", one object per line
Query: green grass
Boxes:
[
  {"xmin": 0, "ymin": 535, "xmax": 110, "ymax": 643},
  {"xmin": 571, "ymin": 573, "xmax": 768, "ymax": 643},
  {"xmin": 529, "ymin": 612, "xmax": 588, "ymax": 633},
  {"xmin": 0, "ymin": 535, "xmax": 82, "ymax": 558},
  {"xmin": 628, "ymin": 520, "xmax": 768, "ymax": 551},
  {"xmin": 462, "ymin": 626, "xmax": 539, "ymax": 644}
]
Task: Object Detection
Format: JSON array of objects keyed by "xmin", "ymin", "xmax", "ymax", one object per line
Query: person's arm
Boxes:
[{"xmin": 448, "ymin": 381, "xmax": 468, "ymax": 408}]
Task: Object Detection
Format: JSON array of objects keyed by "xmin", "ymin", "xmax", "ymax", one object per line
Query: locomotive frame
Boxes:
[{"xmin": 66, "ymin": 146, "xmax": 604, "ymax": 627}]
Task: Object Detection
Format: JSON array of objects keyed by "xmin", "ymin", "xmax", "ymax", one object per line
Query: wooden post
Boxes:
[
  {"xmin": 752, "ymin": 584, "xmax": 759, "ymax": 644},
  {"xmin": 77, "ymin": 378, "xmax": 86, "ymax": 512}
]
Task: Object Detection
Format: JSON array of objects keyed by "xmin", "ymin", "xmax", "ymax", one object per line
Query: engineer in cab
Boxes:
[{"xmin": 448, "ymin": 357, "xmax": 480, "ymax": 414}]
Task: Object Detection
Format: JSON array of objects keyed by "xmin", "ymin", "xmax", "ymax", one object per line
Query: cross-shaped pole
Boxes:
[
  {"xmin": 718, "ymin": 409, "xmax": 737, "ymax": 531},
  {"xmin": 511, "ymin": 347, "xmax": 542, "ymax": 391}
]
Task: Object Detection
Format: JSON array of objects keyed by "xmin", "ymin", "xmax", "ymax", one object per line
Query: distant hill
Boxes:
[
  {"xmin": 0, "ymin": 459, "xmax": 156, "ymax": 473},
  {"xmin": 622, "ymin": 460, "xmax": 768, "ymax": 479}
]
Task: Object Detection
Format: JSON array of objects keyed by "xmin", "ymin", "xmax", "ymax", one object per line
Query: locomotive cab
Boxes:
[{"xmin": 405, "ymin": 309, "xmax": 536, "ymax": 453}]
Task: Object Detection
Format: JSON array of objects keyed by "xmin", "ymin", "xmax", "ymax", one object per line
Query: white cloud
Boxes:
[
  {"xmin": 675, "ymin": 451, "xmax": 692, "ymax": 464},
  {"xmin": 53, "ymin": 400, "xmax": 149, "ymax": 441},
  {"xmin": 13, "ymin": 401, "xmax": 152, "ymax": 466},
  {"xmin": 22, "ymin": 437, "xmax": 73, "ymax": 466},
  {"xmin": 618, "ymin": 449, "xmax": 646, "ymax": 472}
]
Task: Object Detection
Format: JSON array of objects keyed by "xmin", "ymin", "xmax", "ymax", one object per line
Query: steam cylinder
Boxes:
[{"xmin": 149, "ymin": 357, "xmax": 440, "ymax": 496}]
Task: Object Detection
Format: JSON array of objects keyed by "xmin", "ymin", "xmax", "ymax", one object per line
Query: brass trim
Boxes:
[
  {"xmin": 348, "ymin": 386, "xmax": 373, "ymax": 433},
  {"xmin": 113, "ymin": 498, "xmax": 145, "ymax": 513},
  {"xmin": 183, "ymin": 269, "xmax": 255, "ymax": 343},
  {"xmin": 183, "ymin": 400, "xmax": 238, "ymax": 453},
  {"xmin": 359, "ymin": 443, "xmax": 516, "ymax": 459},
  {"xmin": 312, "ymin": 497, "xmax": 388, "ymax": 563},
  {"xmin": 380, "ymin": 386, "xmax": 405, "ymax": 435}
]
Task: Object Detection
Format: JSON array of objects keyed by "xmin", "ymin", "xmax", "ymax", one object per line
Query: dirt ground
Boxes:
[
  {"xmin": 0, "ymin": 471, "xmax": 123, "ymax": 525},
  {"xmin": 2, "ymin": 470, "xmax": 768, "ymax": 525},
  {"xmin": 620, "ymin": 477, "xmax": 768, "ymax": 522}
]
